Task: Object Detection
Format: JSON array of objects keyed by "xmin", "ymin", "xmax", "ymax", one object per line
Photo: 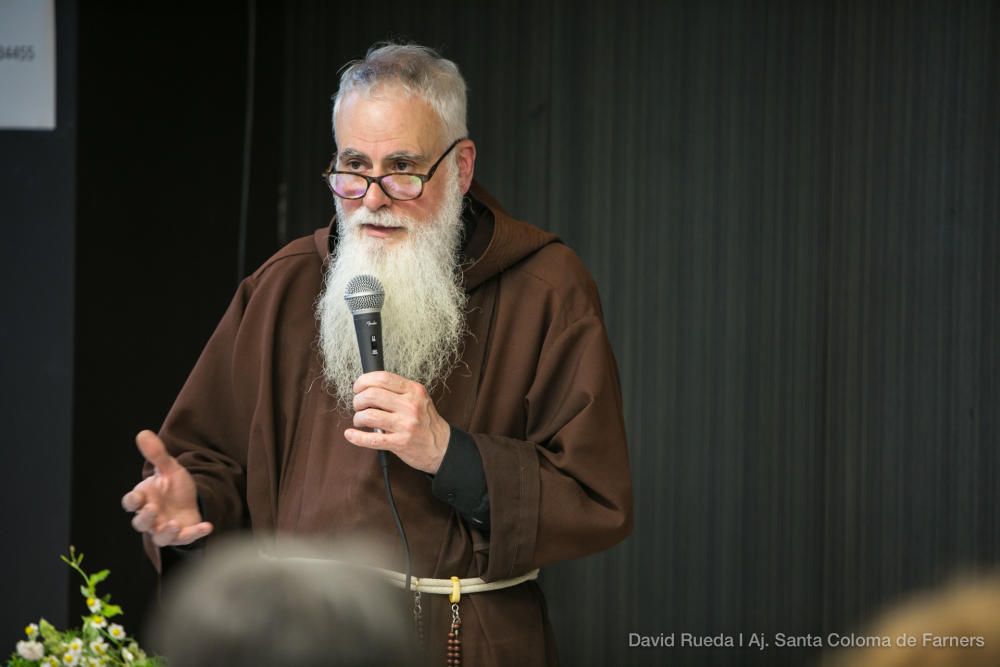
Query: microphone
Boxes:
[
  {"xmin": 344, "ymin": 273, "xmax": 388, "ymax": 467},
  {"xmin": 344, "ymin": 274, "xmax": 414, "ymax": 595},
  {"xmin": 344, "ymin": 274, "xmax": 385, "ymax": 375}
]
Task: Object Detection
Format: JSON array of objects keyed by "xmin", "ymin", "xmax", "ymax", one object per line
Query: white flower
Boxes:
[
  {"xmin": 107, "ymin": 623, "xmax": 125, "ymax": 640},
  {"xmin": 88, "ymin": 615, "xmax": 107, "ymax": 629},
  {"xmin": 43, "ymin": 657, "xmax": 61, "ymax": 667},
  {"xmin": 89, "ymin": 638, "xmax": 108, "ymax": 655},
  {"xmin": 85, "ymin": 658, "xmax": 102, "ymax": 667},
  {"xmin": 17, "ymin": 640, "xmax": 45, "ymax": 660},
  {"xmin": 62, "ymin": 651, "xmax": 79, "ymax": 666},
  {"xmin": 121, "ymin": 648, "xmax": 134, "ymax": 662},
  {"xmin": 86, "ymin": 597, "xmax": 102, "ymax": 614},
  {"xmin": 25, "ymin": 623, "xmax": 40, "ymax": 639},
  {"xmin": 68, "ymin": 637, "xmax": 84, "ymax": 654}
]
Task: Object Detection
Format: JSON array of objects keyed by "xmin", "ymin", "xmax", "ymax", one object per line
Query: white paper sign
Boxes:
[{"xmin": 0, "ymin": 0, "xmax": 56, "ymax": 130}]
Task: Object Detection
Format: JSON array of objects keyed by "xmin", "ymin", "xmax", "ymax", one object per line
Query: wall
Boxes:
[{"xmin": 0, "ymin": 0, "xmax": 76, "ymax": 650}]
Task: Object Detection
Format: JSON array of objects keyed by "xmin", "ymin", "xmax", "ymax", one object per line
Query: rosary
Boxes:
[
  {"xmin": 413, "ymin": 576, "xmax": 463, "ymax": 666},
  {"xmin": 447, "ymin": 599, "xmax": 463, "ymax": 666}
]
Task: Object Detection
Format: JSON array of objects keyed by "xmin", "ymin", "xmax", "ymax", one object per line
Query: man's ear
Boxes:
[{"xmin": 456, "ymin": 139, "xmax": 477, "ymax": 193}]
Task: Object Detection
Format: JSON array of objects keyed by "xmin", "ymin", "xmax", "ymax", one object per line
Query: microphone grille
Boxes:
[{"xmin": 344, "ymin": 274, "xmax": 385, "ymax": 314}]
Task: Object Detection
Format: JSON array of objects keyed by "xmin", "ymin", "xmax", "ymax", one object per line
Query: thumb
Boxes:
[{"xmin": 135, "ymin": 430, "xmax": 181, "ymax": 474}]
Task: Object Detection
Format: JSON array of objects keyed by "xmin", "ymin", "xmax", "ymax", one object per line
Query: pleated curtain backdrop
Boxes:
[{"xmin": 268, "ymin": 1, "xmax": 998, "ymax": 665}]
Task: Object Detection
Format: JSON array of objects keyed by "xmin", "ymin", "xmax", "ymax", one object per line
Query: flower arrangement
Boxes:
[{"xmin": 7, "ymin": 547, "xmax": 162, "ymax": 667}]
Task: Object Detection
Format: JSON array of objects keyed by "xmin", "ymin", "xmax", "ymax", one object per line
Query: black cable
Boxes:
[{"xmin": 381, "ymin": 451, "xmax": 413, "ymax": 595}]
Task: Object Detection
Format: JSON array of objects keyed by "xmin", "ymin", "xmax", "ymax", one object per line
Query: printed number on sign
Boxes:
[{"xmin": 0, "ymin": 45, "xmax": 36, "ymax": 61}]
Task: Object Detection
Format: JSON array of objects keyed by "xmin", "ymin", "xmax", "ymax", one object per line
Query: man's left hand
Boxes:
[{"xmin": 345, "ymin": 371, "xmax": 451, "ymax": 474}]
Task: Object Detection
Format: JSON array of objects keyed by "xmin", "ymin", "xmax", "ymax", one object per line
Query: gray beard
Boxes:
[{"xmin": 315, "ymin": 164, "xmax": 467, "ymax": 411}]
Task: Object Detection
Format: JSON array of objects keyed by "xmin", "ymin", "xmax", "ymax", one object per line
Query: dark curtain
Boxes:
[{"xmin": 270, "ymin": 2, "xmax": 998, "ymax": 666}]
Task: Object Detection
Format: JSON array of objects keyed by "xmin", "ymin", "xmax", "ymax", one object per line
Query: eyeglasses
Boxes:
[{"xmin": 322, "ymin": 138, "xmax": 463, "ymax": 201}]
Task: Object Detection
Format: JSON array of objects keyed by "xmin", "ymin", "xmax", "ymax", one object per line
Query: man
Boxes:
[{"xmin": 122, "ymin": 43, "xmax": 632, "ymax": 666}]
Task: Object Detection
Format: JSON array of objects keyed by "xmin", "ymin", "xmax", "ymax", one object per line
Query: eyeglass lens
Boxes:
[{"xmin": 329, "ymin": 173, "xmax": 423, "ymax": 200}]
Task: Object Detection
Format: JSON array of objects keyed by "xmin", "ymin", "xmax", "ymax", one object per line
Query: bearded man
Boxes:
[{"xmin": 122, "ymin": 43, "xmax": 632, "ymax": 666}]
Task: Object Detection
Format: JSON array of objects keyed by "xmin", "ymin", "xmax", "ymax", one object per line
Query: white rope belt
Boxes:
[
  {"xmin": 377, "ymin": 566, "xmax": 540, "ymax": 595},
  {"xmin": 264, "ymin": 553, "xmax": 539, "ymax": 595}
]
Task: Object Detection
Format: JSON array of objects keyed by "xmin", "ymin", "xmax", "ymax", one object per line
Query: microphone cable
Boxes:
[{"xmin": 379, "ymin": 450, "xmax": 413, "ymax": 595}]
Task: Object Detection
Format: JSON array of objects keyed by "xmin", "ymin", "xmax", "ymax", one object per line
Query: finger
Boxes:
[
  {"xmin": 135, "ymin": 430, "xmax": 181, "ymax": 475},
  {"xmin": 353, "ymin": 371, "xmax": 409, "ymax": 395},
  {"xmin": 353, "ymin": 386, "xmax": 409, "ymax": 413},
  {"xmin": 352, "ymin": 408, "xmax": 398, "ymax": 433},
  {"xmin": 174, "ymin": 522, "xmax": 214, "ymax": 546},
  {"xmin": 131, "ymin": 505, "xmax": 159, "ymax": 533},
  {"xmin": 344, "ymin": 428, "xmax": 396, "ymax": 451},
  {"xmin": 121, "ymin": 488, "xmax": 147, "ymax": 512},
  {"xmin": 151, "ymin": 521, "xmax": 180, "ymax": 547}
]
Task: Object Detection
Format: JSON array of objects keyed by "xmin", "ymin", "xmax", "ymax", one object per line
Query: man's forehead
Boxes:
[{"xmin": 334, "ymin": 85, "xmax": 443, "ymax": 156}]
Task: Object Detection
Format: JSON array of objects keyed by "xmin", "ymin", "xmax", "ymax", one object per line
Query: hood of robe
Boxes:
[{"xmin": 311, "ymin": 180, "xmax": 560, "ymax": 292}]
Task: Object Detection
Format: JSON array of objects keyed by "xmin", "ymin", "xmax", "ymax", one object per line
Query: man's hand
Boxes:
[
  {"xmin": 121, "ymin": 430, "xmax": 213, "ymax": 547},
  {"xmin": 345, "ymin": 371, "xmax": 451, "ymax": 474}
]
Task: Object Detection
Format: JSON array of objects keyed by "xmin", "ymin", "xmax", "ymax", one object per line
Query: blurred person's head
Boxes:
[
  {"xmin": 151, "ymin": 537, "xmax": 415, "ymax": 667},
  {"xmin": 826, "ymin": 572, "xmax": 1000, "ymax": 667}
]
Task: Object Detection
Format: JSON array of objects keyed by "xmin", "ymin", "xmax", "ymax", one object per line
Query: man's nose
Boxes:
[{"xmin": 362, "ymin": 179, "xmax": 391, "ymax": 211}]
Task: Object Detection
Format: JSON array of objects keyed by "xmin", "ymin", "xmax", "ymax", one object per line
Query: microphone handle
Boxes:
[
  {"xmin": 352, "ymin": 312, "xmax": 386, "ymax": 467},
  {"xmin": 352, "ymin": 312, "xmax": 384, "ymax": 373}
]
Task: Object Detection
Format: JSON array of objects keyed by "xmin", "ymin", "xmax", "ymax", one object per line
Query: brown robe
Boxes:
[{"xmin": 146, "ymin": 183, "xmax": 633, "ymax": 665}]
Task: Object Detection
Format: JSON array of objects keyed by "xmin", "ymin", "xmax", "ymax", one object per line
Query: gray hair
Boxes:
[
  {"xmin": 332, "ymin": 42, "xmax": 468, "ymax": 144},
  {"xmin": 151, "ymin": 537, "xmax": 417, "ymax": 667}
]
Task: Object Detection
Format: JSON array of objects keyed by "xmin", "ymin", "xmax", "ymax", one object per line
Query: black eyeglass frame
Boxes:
[{"xmin": 322, "ymin": 138, "xmax": 465, "ymax": 201}]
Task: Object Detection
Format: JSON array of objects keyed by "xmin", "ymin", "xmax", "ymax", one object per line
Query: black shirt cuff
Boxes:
[{"xmin": 431, "ymin": 425, "xmax": 490, "ymax": 530}]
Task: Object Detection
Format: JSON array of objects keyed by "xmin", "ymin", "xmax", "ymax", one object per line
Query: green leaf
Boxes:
[
  {"xmin": 132, "ymin": 658, "xmax": 167, "ymax": 667},
  {"xmin": 89, "ymin": 569, "xmax": 110, "ymax": 586},
  {"xmin": 102, "ymin": 603, "xmax": 123, "ymax": 618},
  {"xmin": 80, "ymin": 585, "xmax": 91, "ymax": 598},
  {"xmin": 38, "ymin": 618, "xmax": 59, "ymax": 642}
]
